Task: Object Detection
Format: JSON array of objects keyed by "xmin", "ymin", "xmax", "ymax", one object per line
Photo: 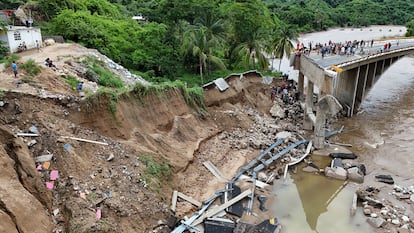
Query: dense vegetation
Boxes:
[{"xmin": 1, "ymin": 0, "xmax": 414, "ymax": 86}]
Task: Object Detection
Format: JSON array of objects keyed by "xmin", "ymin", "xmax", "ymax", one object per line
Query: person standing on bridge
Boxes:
[
  {"xmin": 371, "ymin": 40, "xmax": 374, "ymax": 47},
  {"xmin": 388, "ymin": 42, "xmax": 391, "ymax": 50}
]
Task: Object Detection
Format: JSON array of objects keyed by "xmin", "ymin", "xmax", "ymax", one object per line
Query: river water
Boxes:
[{"xmin": 271, "ymin": 25, "xmax": 414, "ymax": 233}]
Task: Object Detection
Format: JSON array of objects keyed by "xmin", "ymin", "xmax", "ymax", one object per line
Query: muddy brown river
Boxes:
[{"xmin": 271, "ymin": 25, "xmax": 414, "ymax": 233}]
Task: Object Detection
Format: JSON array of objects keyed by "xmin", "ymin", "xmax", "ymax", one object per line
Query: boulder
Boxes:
[
  {"xmin": 302, "ymin": 165, "xmax": 319, "ymax": 173},
  {"xmin": 347, "ymin": 167, "xmax": 364, "ymax": 183},
  {"xmin": 367, "ymin": 217, "xmax": 385, "ymax": 228},
  {"xmin": 325, "ymin": 167, "xmax": 347, "ymax": 180}
]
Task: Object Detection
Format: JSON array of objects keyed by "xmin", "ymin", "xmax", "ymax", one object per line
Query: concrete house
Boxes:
[
  {"xmin": 0, "ymin": 25, "xmax": 42, "ymax": 53},
  {"xmin": 0, "ymin": 9, "xmax": 42, "ymax": 53}
]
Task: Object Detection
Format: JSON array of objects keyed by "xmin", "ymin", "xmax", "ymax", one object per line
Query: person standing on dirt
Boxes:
[
  {"xmin": 77, "ymin": 81, "xmax": 84, "ymax": 92},
  {"xmin": 11, "ymin": 61, "xmax": 18, "ymax": 78}
]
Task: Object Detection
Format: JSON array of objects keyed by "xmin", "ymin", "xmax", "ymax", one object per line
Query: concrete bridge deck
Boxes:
[
  {"xmin": 291, "ymin": 38, "xmax": 414, "ymax": 148},
  {"xmin": 307, "ymin": 39, "xmax": 414, "ymax": 69}
]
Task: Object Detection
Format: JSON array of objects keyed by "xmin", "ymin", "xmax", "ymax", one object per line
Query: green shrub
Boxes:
[
  {"xmin": 20, "ymin": 59, "xmax": 42, "ymax": 77},
  {"xmin": 91, "ymin": 64, "xmax": 123, "ymax": 88},
  {"xmin": 1, "ymin": 54, "xmax": 20, "ymax": 67}
]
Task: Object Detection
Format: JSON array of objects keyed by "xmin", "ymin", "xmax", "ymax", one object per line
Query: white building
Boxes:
[{"xmin": 0, "ymin": 26, "xmax": 42, "ymax": 53}]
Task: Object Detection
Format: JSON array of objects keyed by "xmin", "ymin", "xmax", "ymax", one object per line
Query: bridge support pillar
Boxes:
[
  {"xmin": 314, "ymin": 108, "xmax": 326, "ymax": 149},
  {"xmin": 303, "ymin": 81, "xmax": 314, "ymax": 130},
  {"xmin": 298, "ymin": 72, "xmax": 304, "ymax": 100}
]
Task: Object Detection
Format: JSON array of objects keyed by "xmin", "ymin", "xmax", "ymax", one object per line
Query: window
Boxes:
[{"xmin": 14, "ymin": 31, "xmax": 21, "ymax": 41}]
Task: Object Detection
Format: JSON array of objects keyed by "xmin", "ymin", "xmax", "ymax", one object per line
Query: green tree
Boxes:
[
  {"xmin": 233, "ymin": 31, "xmax": 269, "ymax": 71},
  {"xmin": 272, "ymin": 23, "xmax": 298, "ymax": 71},
  {"xmin": 406, "ymin": 19, "xmax": 414, "ymax": 36},
  {"xmin": 181, "ymin": 25, "xmax": 226, "ymax": 84}
]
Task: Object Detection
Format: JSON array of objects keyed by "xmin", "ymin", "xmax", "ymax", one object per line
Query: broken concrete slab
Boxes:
[{"xmin": 213, "ymin": 78, "xmax": 230, "ymax": 92}]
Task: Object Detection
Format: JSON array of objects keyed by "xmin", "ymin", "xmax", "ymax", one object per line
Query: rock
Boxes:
[
  {"xmin": 27, "ymin": 139, "xmax": 37, "ymax": 147},
  {"xmin": 367, "ymin": 217, "xmax": 385, "ymax": 228},
  {"xmin": 364, "ymin": 206, "xmax": 373, "ymax": 215},
  {"xmin": 375, "ymin": 174, "xmax": 394, "ymax": 184},
  {"xmin": 270, "ymin": 104, "xmax": 285, "ymax": 118},
  {"xmin": 401, "ymin": 215, "xmax": 410, "ymax": 222},
  {"xmin": 391, "ymin": 219, "xmax": 401, "ymax": 225},
  {"xmin": 329, "ymin": 152, "xmax": 357, "ymax": 159},
  {"xmin": 410, "ymin": 194, "xmax": 414, "ymax": 202},
  {"xmin": 325, "ymin": 167, "xmax": 347, "ymax": 180},
  {"xmin": 398, "ymin": 228, "xmax": 410, "ymax": 233},
  {"xmin": 332, "ymin": 158, "xmax": 343, "ymax": 168},
  {"xmin": 370, "ymin": 213, "xmax": 378, "ymax": 218},
  {"xmin": 258, "ymin": 172, "xmax": 268, "ymax": 182},
  {"xmin": 347, "ymin": 167, "xmax": 364, "ymax": 183},
  {"xmin": 302, "ymin": 165, "xmax": 319, "ymax": 173},
  {"xmin": 107, "ymin": 153, "xmax": 115, "ymax": 161},
  {"xmin": 0, "ymin": 101, "xmax": 5, "ymax": 107}
]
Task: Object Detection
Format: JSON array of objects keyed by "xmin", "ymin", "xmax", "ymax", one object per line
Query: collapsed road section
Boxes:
[{"xmin": 171, "ymin": 135, "xmax": 312, "ymax": 233}]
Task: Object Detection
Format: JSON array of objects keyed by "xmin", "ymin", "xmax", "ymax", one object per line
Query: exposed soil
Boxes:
[{"xmin": 0, "ymin": 43, "xmax": 411, "ymax": 233}]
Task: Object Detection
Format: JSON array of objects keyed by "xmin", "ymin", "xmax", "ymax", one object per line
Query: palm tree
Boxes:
[
  {"xmin": 233, "ymin": 31, "xmax": 269, "ymax": 71},
  {"xmin": 271, "ymin": 23, "xmax": 298, "ymax": 71},
  {"xmin": 181, "ymin": 26, "xmax": 225, "ymax": 84}
]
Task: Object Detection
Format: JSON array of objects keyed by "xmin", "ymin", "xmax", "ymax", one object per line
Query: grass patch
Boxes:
[
  {"xmin": 139, "ymin": 155, "xmax": 172, "ymax": 192},
  {"xmin": 20, "ymin": 59, "xmax": 42, "ymax": 77},
  {"xmin": 132, "ymin": 80, "xmax": 206, "ymax": 114},
  {"xmin": 61, "ymin": 75, "xmax": 79, "ymax": 90},
  {"xmin": 85, "ymin": 88, "xmax": 119, "ymax": 116},
  {"xmin": 0, "ymin": 90, "xmax": 4, "ymax": 99},
  {"xmin": 82, "ymin": 55, "xmax": 124, "ymax": 88},
  {"xmin": 1, "ymin": 54, "xmax": 20, "ymax": 67}
]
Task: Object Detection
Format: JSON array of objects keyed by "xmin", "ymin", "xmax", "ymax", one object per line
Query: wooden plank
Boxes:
[
  {"xmin": 61, "ymin": 136, "xmax": 108, "ymax": 145},
  {"xmin": 191, "ymin": 189, "xmax": 252, "ymax": 227},
  {"xmin": 177, "ymin": 192, "xmax": 202, "ymax": 208},
  {"xmin": 17, "ymin": 133, "xmax": 39, "ymax": 137},
  {"xmin": 203, "ymin": 161, "xmax": 227, "ymax": 182},
  {"xmin": 171, "ymin": 191, "xmax": 178, "ymax": 212}
]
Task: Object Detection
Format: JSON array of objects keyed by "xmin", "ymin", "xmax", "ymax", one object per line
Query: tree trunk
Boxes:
[{"xmin": 199, "ymin": 58, "xmax": 203, "ymax": 84}]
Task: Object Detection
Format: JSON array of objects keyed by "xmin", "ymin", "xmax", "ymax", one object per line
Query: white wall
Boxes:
[{"xmin": 6, "ymin": 27, "xmax": 42, "ymax": 53}]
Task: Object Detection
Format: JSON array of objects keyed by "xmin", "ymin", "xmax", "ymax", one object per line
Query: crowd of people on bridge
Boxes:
[{"xmin": 297, "ymin": 39, "xmax": 400, "ymax": 59}]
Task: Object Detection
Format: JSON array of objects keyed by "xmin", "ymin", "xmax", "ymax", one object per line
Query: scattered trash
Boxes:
[
  {"xmin": 42, "ymin": 161, "xmax": 51, "ymax": 169},
  {"xmin": 36, "ymin": 165, "xmax": 42, "ymax": 171},
  {"xmin": 96, "ymin": 208, "xmax": 102, "ymax": 220},
  {"xmin": 63, "ymin": 143, "xmax": 71, "ymax": 151},
  {"xmin": 46, "ymin": 181, "xmax": 54, "ymax": 190},
  {"xmin": 29, "ymin": 125, "xmax": 39, "ymax": 134},
  {"xmin": 106, "ymin": 153, "xmax": 114, "ymax": 161},
  {"xmin": 50, "ymin": 170, "xmax": 59, "ymax": 180},
  {"xmin": 27, "ymin": 140, "xmax": 37, "ymax": 147}
]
